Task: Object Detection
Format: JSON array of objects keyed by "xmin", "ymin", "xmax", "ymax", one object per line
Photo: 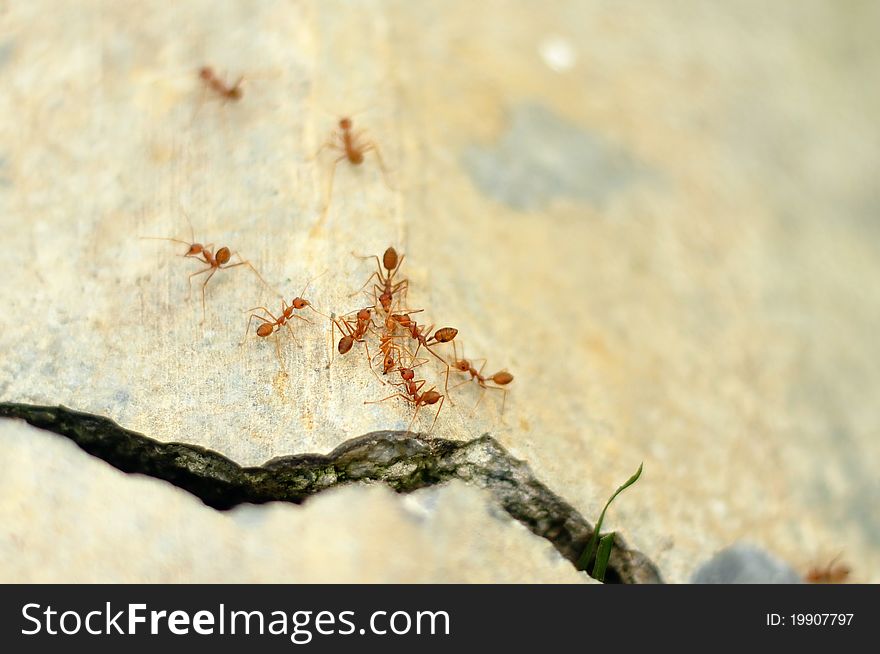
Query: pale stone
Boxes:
[
  {"xmin": 1, "ymin": 0, "xmax": 878, "ymax": 583},
  {"xmin": 0, "ymin": 421, "xmax": 586, "ymax": 582}
]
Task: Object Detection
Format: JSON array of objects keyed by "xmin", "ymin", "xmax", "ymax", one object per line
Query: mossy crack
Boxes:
[{"xmin": 0, "ymin": 402, "xmax": 662, "ymax": 584}]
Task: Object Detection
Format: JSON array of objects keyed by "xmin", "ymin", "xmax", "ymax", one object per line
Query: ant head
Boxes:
[
  {"xmin": 423, "ymin": 390, "xmax": 442, "ymax": 405},
  {"xmin": 185, "ymin": 243, "xmax": 203, "ymax": 256},
  {"xmin": 198, "ymin": 66, "xmax": 213, "ymax": 80},
  {"xmin": 215, "ymin": 247, "xmax": 232, "ymax": 265},
  {"xmin": 399, "ymin": 367, "xmax": 415, "ymax": 381},
  {"xmin": 357, "ymin": 308, "xmax": 371, "ymax": 321},
  {"xmin": 453, "ymin": 360, "xmax": 470, "ymax": 372},
  {"xmin": 292, "ymin": 297, "xmax": 309, "ymax": 310},
  {"xmin": 338, "ymin": 335, "xmax": 354, "ymax": 355},
  {"xmin": 492, "ymin": 371, "xmax": 514, "ymax": 386},
  {"xmin": 256, "ymin": 323, "xmax": 274, "ymax": 337},
  {"xmin": 339, "ymin": 117, "xmax": 353, "ymax": 130},
  {"xmin": 379, "ymin": 292, "xmax": 392, "ymax": 310},
  {"xmin": 383, "ymin": 247, "xmax": 398, "ymax": 271}
]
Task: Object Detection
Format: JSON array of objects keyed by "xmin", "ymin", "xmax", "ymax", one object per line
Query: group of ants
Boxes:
[
  {"xmin": 142, "ymin": 67, "xmax": 513, "ymax": 434},
  {"xmin": 146, "ymin": 68, "xmax": 856, "ymax": 582}
]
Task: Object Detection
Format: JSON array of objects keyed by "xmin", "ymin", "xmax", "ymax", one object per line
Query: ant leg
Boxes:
[
  {"xmin": 351, "ymin": 252, "xmax": 384, "ymax": 271},
  {"xmin": 311, "ymin": 135, "xmax": 341, "ymax": 161},
  {"xmin": 405, "ymin": 401, "xmax": 423, "ymax": 434},
  {"xmin": 327, "ymin": 317, "xmax": 338, "ymax": 368},
  {"xmin": 364, "ymin": 392, "xmax": 409, "ymax": 405},
  {"xmin": 199, "ymin": 268, "xmax": 218, "ymax": 323},
  {"xmin": 271, "ymin": 330, "xmax": 289, "ymax": 374},
  {"xmin": 476, "ymin": 359, "xmax": 488, "ymax": 376},
  {"xmin": 427, "ymin": 394, "xmax": 445, "ymax": 435},
  {"xmin": 419, "ymin": 341, "xmax": 454, "ymax": 402},
  {"xmin": 222, "ymin": 256, "xmax": 277, "ymax": 296},
  {"xmin": 242, "ymin": 310, "xmax": 275, "ymax": 344},
  {"xmin": 389, "ymin": 278, "xmax": 409, "ymax": 294},
  {"xmin": 362, "ymin": 142, "xmax": 394, "ymax": 191},
  {"xmin": 360, "ymin": 339, "xmax": 385, "ymax": 383},
  {"xmin": 310, "ymin": 154, "xmax": 347, "ymax": 237},
  {"xmin": 349, "ymin": 270, "xmax": 383, "ymax": 297},
  {"xmin": 187, "ymin": 265, "xmax": 214, "ymax": 302},
  {"xmin": 190, "ymin": 81, "xmax": 210, "ymax": 126},
  {"xmin": 449, "ymin": 377, "xmax": 473, "ymax": 391},
  {"xmin": 282, "ymin": 320, "xmax": 301, "ymax": 348},
  {"xmin": 477, "ymin": 385, "xmax": 508, "ymax": 418},
  {"xmin": 391, "ymin": 253, "xmax": 406, "ymax": 278}
]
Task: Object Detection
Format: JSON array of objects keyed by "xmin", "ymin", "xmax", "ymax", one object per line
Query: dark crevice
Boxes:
[{"xmin": 0, "ymin": 402, "xmax": 663, "ymax": 584}]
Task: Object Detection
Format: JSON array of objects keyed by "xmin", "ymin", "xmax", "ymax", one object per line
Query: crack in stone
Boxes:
[{"xmin": 0, "ymin": 402, "xmax": 662, "ymax": 584}]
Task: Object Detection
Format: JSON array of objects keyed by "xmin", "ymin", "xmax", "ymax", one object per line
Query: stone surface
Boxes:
[
  {"xmin": 690, "ymin": 543, "xmax": 803, "ymax": 584},
  {"xmin": 0, "ymin": 420, "xmax": 587, "ymax": 583},
  {"xmin": 0, "ymin": 402, "xmax": 660, "ymax": 582},
  {"xmin": 1, "ymin": 0, "xmax": 879, "ymax": 582}
]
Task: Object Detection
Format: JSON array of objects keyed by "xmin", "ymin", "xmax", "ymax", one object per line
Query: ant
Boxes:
[
  {"xmin": 353, "ymin": 246, "xmax": 409, "ymax": 313},
  {"xmin": 448, "ymin": 341, "xmax": 514, "ymax": 414},
  {"xmin": 365, "ymin": 363, "xmax": 445, "ymax": 434},
  {"xmin": 805, "ymin": 555, "xmax": 851, "ymax": 584},
  {"xmin": 243, "ymin": 275, "xmax": 325, "ymax": 348},
  {"xmin": 391, "ymin": 313, "xmax": 457, "ymax": 376},
  {"xmin": 142, "ymin": 216, "xmax": 268, "ymax": 323},
  {"xmin": 370, "ymin": 312, "xmax": 416, "ymax": 378},
  {"xmin": 328, "ymin": 307, "xmax": 378, "ymax": 370},
  {"xmin": 312, "ymin": 116, "xmax": 390, "ymax": 233},
  {"xmin": 199, "ymin": 66, "xmax": 244, "ymax": 102}
]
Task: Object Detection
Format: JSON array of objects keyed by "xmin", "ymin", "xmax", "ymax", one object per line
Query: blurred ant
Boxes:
[
  {"xmin": 805, "ymin": 555, "xmax": 851, "ymax": 584},
  {"xmin": 312, "ymin": 116, "xmax": 391, "ymax": 233},
  {"xmin": 448, "ymin": 341, "xmax": 514, "ymax": 414},
  {"xmin": 199, "ymin": 66, "xmax": 244, "ymax": 103}
]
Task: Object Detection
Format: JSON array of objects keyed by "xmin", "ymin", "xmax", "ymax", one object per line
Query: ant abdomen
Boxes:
[
  {"xmin": 215, "ymin": 247, "xmax": 232, "ymax": 265},
  {"xmin": 432, "ymin": 327, "xmax": 458, "ymax": 343},
  {"xmin": 338, "ymin": 335, "xmax": 354, "ymax": 355},
  {"xmin": 383, "ymin": 247, "xmax": 398, "ymax": 272}
]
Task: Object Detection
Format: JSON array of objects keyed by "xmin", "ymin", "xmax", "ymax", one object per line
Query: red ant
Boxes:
[
  {"xmin": 390, "ymin": 313, "xmax": 458, "ymax": 390},
  {"xmin": 353, "ymin": 246, "xmax": 409, "ymax": 313},
  {"xmin": 370, "ymin": 312, "xmax": 416, "ymax": 378},
  {"xmin": 448, "ymin": 341, "xmax": 514, "ymax": 414},
  {"xmin": 805, "ymin": 555, "xmax": 851, "ymax": 584},
  {"xmin": 142, "ymin": 216, "xmax": 268, "ymax": 323},
  {"xmin": 327, "ymin": 307, "xmax": 379, "ymax": 369},
  {"xmin": 243, "ymin": 275, "xmax": 325, "ymax": 347},
  {"xmin": 199, "ymin": 66, "xmax": 244, "ymax": 102},
  {"xmin": 312, "ymin": 116, "xmax": 390, "ymax": 233},
  {"xmin": 365, "ymin": 364, "xmax": 445, "ymax": 434}
]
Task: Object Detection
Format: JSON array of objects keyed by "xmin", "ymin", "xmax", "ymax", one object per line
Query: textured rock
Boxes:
[
  {"xmin": 0, "ymin": 419, "xmax": 589, "ymax": 583},
  {"xmin": 1, "ymin": 0, "xmax": 879, "ymax": 583},
  {"xmin": 0, "ymin": 403, "xmax": 662, "ymax": 583},
  {"xmin": 691, "ymin": 543, "xmax": 803, "ymax": 584}
]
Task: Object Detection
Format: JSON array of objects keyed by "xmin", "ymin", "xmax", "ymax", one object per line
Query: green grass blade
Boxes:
[
  {"xmin": 592, "ymin": 533, "xmax": 615, "ymax": 582},
  {"xmin": 577, "ymin": 462, "xmax": 643, "ymax": 572}
]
